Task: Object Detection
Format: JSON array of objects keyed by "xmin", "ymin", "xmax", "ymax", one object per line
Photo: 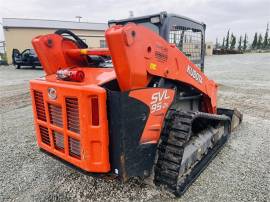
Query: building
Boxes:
[
  {"xmin": 2, "ymin": 18, "xmax": 107, "ymax": 64},
  {"xmin": 0, "ymin": 41, "xmax": 5, "ymax": 53},
  {"xmin": 205, "ymin": 42, "xmax": 213, "ymax": 56}
]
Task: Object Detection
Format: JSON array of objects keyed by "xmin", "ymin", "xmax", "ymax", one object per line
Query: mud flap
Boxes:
[{"xmin": 107, "ymin": 90, "xmax": 157, "ymax": 181}]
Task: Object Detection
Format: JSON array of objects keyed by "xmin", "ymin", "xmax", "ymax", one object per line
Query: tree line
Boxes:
[{"xmin": 216, "ymin": 23, "xmax": 269, "ymax": 51}]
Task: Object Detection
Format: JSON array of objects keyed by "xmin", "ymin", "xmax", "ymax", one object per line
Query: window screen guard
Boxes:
[{"xmin": 169, "ymin": 26, "xmax": 203, "ymax": 68}]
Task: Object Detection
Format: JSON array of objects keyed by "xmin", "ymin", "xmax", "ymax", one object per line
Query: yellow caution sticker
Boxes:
[
  {"xmin": 80, "ymin": 49, "xmax": 88, "ymax": 54},
  {"xmin": 149, "ymin": 63, "xmax": 157, "ymax": 70}
]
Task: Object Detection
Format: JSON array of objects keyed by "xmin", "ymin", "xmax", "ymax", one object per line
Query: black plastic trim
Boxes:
[{"xmin": 107, "ymin": 90, "xmax": 157, "ymax": 181}]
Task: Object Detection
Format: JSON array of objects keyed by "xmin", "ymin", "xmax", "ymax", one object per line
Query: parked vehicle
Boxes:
[
  {"xmin": 213, "ymin": 48, "xmax": 243, "ymax": 55},
  {"xmin": 0, "ymin": 60, "xmax": 8, "ymax": 65},
  {"xmin": 12, "ymin": 48, "xmax": 41, "ymax": 69}
]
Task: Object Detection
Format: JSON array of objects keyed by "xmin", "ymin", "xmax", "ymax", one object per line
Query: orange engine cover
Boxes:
[{"xmin": 30, "ymin": 68, "xmax": 116, "ymax": 173}]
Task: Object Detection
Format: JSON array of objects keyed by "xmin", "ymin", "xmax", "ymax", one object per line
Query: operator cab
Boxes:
[{"xmin": 109, "ymin": 12, "xmax": 206, "ymax": 71}]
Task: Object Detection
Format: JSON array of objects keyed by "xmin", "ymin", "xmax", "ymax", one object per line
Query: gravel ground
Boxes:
[{"xmin": 0, "ymin": 53, "xmax": 270, "ymax": 202}]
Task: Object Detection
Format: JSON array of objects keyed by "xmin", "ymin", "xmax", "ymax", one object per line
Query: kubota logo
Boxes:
[
  {"xmin": 150, "ymin": 90, "xmax": 170, "ymax": 113},
  {"xmin": 48, "ymin": 88, "xmax": 57, "ymax": 100},
  {"xmin": 187, "ymin": 65, "xmax": 203, "ymax": 84}
]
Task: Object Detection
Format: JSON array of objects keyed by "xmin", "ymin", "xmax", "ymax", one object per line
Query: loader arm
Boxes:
[{"xmin": 105, "ymin": 23, "xmax": 217, "ymax": 114}]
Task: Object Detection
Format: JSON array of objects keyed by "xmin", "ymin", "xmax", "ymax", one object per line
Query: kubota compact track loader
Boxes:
[{"xmin": 30, "ymin": 12, "xmax": 242, "ymax": 196}]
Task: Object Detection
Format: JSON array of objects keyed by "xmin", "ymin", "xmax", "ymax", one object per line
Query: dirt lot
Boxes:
[{"xmin": 0, "ymin": 53, "xmax": 269, "ymax": 202}]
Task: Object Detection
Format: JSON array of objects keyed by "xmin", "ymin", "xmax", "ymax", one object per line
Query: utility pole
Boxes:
[
  {"xmin": 75, "ymin": 16, "xmax": 82, "ymax": 22},
  {"xmin": 129, "ymin": 11, "xmax": 134, "ymax": 18}
]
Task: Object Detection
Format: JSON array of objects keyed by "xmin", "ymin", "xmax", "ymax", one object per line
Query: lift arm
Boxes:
[{"xmin": 105, "ymin": 23, "xmax": 217, "ymax": 113}]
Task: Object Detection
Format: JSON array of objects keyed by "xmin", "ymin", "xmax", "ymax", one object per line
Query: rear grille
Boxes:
[
  {"xmin": 34, "ymin": 92, "xmax": 82, "ymax": 160},
  {"xmin": 53, "ymin": 131, "xmax": 64, "ymax": 151},
  {"xmin": 48, "ymin": 104, "xmax": 63, "ymax": 127},
  {"xmin": 68, "ymin": 137, "xmax": 81, "ymax": 159},
  {"xmin": 66, "ymin": 98, "xmax": 80, "ymax": 133},
  {"xmin": 39, "ymin": 125, "xmax": 50, "ymax": 145},
  {"xmin": 34, "ymin": 91, "xmax": 46, "ymax": 121}
]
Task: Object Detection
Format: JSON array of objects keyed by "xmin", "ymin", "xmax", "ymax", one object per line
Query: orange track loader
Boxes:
[{"xmin": 30, "ymin": 12, "xmax": 242, "ymax": 196}]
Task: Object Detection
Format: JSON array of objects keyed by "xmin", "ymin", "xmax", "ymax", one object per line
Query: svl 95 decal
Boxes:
[{"xmin": 150, "ymin": 89, "xmax": 170, "ymax": 113}]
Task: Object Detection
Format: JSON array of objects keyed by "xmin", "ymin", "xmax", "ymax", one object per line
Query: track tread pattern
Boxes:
[
  {"xmin": 154, "ymin": 109, "xmax": 192, "ymax": 194},
  {"xmin": 154, "ymin": 109, "xmax": 230, "ymax": 196}
]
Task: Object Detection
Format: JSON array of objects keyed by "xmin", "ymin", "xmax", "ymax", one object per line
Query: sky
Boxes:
[{"xmin": 0, "ymin": 0, "xmax": 269, "ymax": 44}]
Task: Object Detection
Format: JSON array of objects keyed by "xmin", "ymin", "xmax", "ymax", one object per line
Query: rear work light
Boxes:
[{"xmin": 56, "ymin": 69, "xmax": 85, "ymax": 82}]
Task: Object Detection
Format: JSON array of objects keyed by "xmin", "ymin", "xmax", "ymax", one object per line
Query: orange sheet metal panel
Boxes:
[{"xmin": 129, "ymin": 88, "xmax": 175, "ymax": 144}]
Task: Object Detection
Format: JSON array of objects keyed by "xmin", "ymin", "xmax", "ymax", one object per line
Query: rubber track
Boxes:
[{"xmin": 154, "ymin": 109, "xmax": 230, "ymax": 195}]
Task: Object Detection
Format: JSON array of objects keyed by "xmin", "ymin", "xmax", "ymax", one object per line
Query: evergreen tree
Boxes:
[
  {"xmin": 225, "ymin": 30, "xmax": 230, "ymax": 49},
  {"xmin": 238, "ymin": 36, "xmax": 242, "ymax": 50},
  {"xmin": 263, "ymin": 23, "xmax": 269, "ymax": 49},
  {"xmin": 252, "ymin": 33, "xmax": 258, "ymax": 49},
  {"xmin": 215, "ymin": 38, "xmax": 219, "ymax": 49},
  {"xmin": 222, "ymin": 37, "xmax": 225, "ymax": 48},
  {"xmin": 230, "ymin": 33, "xmax": 236, "ymax": 50},
  {"xmin": 257, "ymin": 34, "xmax": 263, "ymax": 49},
  {"xmin": 243, "ymin": 34, "xmax": 248, "ymax": 51}
]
